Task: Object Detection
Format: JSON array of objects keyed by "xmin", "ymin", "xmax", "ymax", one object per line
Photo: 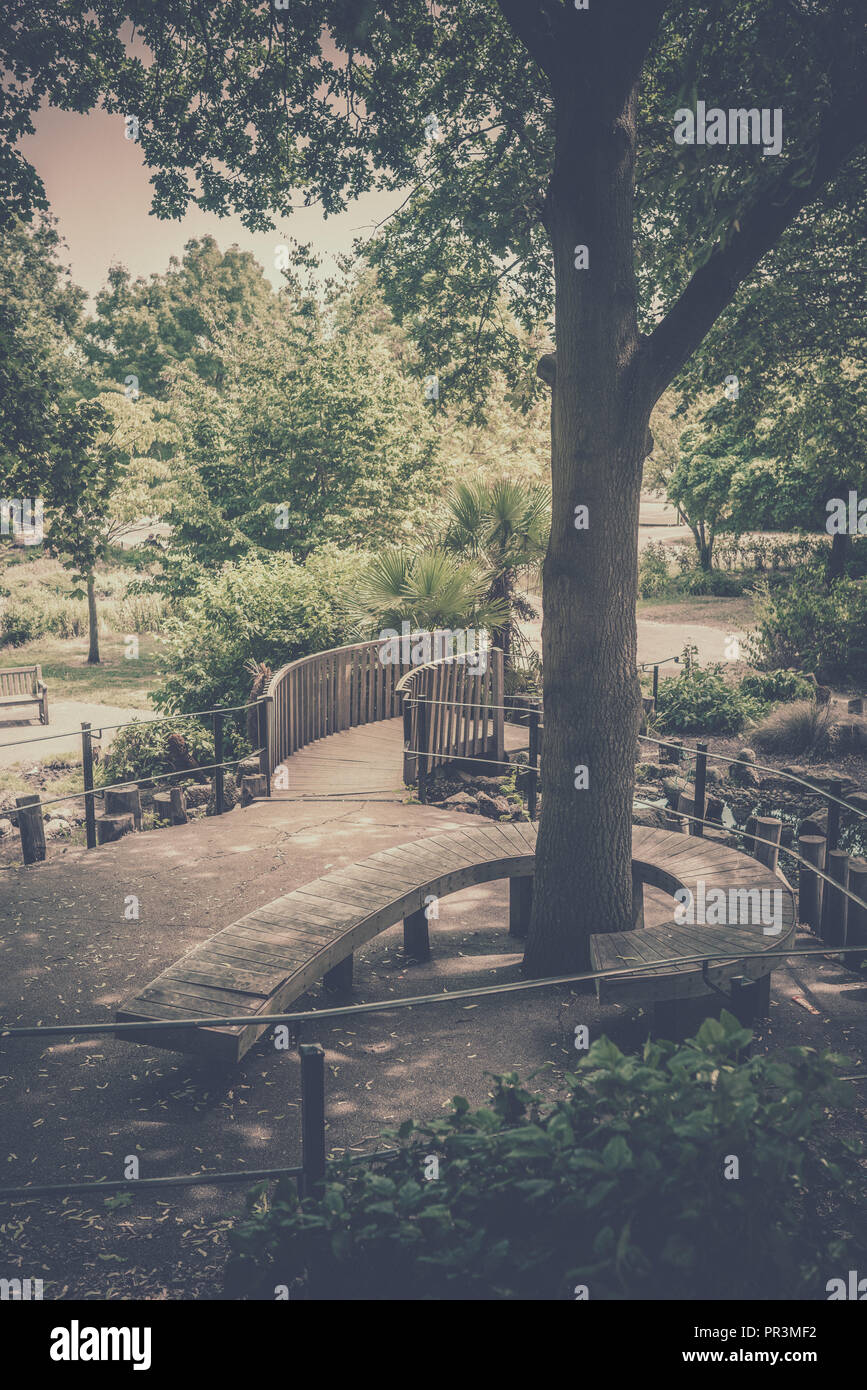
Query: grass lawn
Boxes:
[
  {"xmin": 2, "ymin": 631, "xmax": 161, "ymax": 708},
  {"xmin": 637, "ymin": 593, "xmax": 756, "ymax": 631}
]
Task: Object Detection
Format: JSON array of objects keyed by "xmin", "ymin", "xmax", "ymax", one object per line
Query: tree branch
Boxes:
[{"xmin": 641, "ymin": 94, "xmax": 867, "ymax": 404}]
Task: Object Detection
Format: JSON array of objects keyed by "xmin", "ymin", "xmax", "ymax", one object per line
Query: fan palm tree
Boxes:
[
  {"xmin": 438, "ymin": 476, "xmax": 549, "ymax": 664},
  {"xmin": 350, "ymin": 545, "xmax": 509, "ymax": 638}
]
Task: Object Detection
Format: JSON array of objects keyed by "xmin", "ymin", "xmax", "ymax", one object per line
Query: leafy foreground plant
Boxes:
[{"xmin": 225, "ymin": 1014, "xmax": 865, "ymax": 1301}]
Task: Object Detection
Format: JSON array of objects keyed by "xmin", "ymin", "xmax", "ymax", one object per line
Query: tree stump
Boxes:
[
  {"xmin": 152, "ymin": 792, "xmax": 173, "ymax": 823},
  {"xmin": 169, "ymin": 786, "xmax": 188, "ymax": 825},
  {"xmin": 104, "ymin": 783, "xmax": 142, "ymax": 830},
  {"xmin": 240, "ymin": 774, "xmax": 268, "ymax": 806},
  {"xmin": 16, "ymin": 794, "xmax": 46, "ymax": 865},
  {"xmin": 97, "ymin": 813, "xmax": 135, "ymax": 844}
]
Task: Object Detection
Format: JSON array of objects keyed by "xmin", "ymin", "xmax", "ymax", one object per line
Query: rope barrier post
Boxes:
[
  {"xmin": 213, "ymin": 711, "xmax": 224, "ymax": 817},
  {"xmin": 528, "ymin": 707, "xmax": 540, "ymax": 821},
  {"xmin": 826, "ymin": 780, "xmax": 842, "ymax": 853},
  {"xmin": 416, "ymin": 696, "xmax": 429, "ymax": 805},
  {"xmin": 798, "ymin": 834, "xmax": 826, "ymax": 931},
  {"xmin": 81, "ymin": 721, "xmax": 96, "ymax": 850},
  {"xmin": 692, "ymin": 742, "xmax": 707, "ymax": 838},
  {"xmin": 299, "ymin": 1043, "xmax": 326, "ymax": 1200},
  {"xmin": 257, "ymin": 696, "xmax": 272, "ymax": 796},
  {"xmin": 821, "ymin": 848, "xmax": 849, "ymax": 948}
]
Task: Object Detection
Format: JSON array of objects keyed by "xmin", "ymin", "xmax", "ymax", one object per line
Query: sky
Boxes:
[{"xmin": 19, "ymin": 103, "xmax": 399, "ymax": 307}]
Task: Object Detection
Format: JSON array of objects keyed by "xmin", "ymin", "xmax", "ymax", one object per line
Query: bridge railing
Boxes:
[
  {"xmin": 265, "ymin": 638, "xmax": 415, "ymax": 775},
  {"xmin": 396, "ymin": 645, "xmax": 504, "ymax": 789}
]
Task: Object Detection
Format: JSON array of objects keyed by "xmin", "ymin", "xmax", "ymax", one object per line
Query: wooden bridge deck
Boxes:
[
  {"xmin": 270, "ymin": 716, "xmax": 530, "ymax": 800},
  {"xmin": 117, "ymin": 823, "xmax": 794, "ymax": 1061}
]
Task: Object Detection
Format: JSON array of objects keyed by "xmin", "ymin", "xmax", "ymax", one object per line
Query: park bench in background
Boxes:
[
  {"xmin": 117, "ymin": 823, "xmax": 793, "ymax": 1062},
  {"xmin": 0, "ymin": 664, "xmax": 48, "ymax": 725}
]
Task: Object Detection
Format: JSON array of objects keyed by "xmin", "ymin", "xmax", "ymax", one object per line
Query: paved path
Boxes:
[
  {"xmin": 0, "ymin": 699, "xmax": 144, "ymax": 769},
  {"xmin": 272, "ymin": 716, "xmax": 530, "ymax": 799}
]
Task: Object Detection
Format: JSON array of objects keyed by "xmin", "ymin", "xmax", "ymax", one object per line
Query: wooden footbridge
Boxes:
[{"xmin": 116, "ymin": 635, "xmax": 797, "ymax": 1060}]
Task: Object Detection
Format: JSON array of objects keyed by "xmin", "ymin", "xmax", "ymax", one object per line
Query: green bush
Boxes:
[
  {"xmin": 225, "ymin": 1013, "xmax": 864, "ymax": 1301},
  {"xmin": 739, "ymin": 669, "xmax": 815, "ymax": 704},
  {"xmin": 153, "ymin": 546, "xmax": 366, "ymax": 717},
  {"xmin": 99, "ymin": 715, "xmax": 215, "ymax": 786},
  {"xmin": 676, "ymin": 567, "xmax": 743, "ymax": 597},
  {"xmin": 749, "ymin": 569, "xmax": 867, "ymax": 680},
  {"xmin": 638, "ymin": 542, "xmax": 672, "ymax": 598},
  {"xmin": 655, "ymin": 652, "xmax": 764, "ymax": 735},
  {"xmin": 0, "ymin": 598, "xmax": 45, "ymax": 646}
]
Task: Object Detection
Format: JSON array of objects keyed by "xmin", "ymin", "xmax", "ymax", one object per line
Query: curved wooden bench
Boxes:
[{"xmin": 116, "ymin": 824, "xmax": 795, "ymax": 1061}]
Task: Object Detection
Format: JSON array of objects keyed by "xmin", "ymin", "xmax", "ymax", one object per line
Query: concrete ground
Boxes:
[
  {"xmin": 1, "ymin": 792, "xmax": 866, "ymax": 1300},
  {"xmin": 0, "ymin": 700, "xmax": 144, "ymax": 769}
]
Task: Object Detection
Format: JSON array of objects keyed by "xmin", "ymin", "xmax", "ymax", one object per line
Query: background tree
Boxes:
[{"xmin": 6, "ymin": 0, "xmax": 866, "ymax": 973}]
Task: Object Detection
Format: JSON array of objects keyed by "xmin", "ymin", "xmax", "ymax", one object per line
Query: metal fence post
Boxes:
[
  {"xmin": 416, "ymin": 696, "xmax": 429, "ymax": 805},
  {"xmin": 213, "ymin": 711, "xmax": 224, "ymax": 817},
  {"xmin": 528, "ymin": 707, "xmax": 540, "ymax": 822},
  {"xmin": 692, "ymin": 742, "xmax": 707, "ymax": 838},
  {"xmin": 652, "ymin": 664, "xmax": 659, "ymax": 703},
  {"xmin": 298, "ymin": 1043, "xmax": 326, "ymax": 1199},
  {"xmin": 81, "ymin": 722, "xmax": 96, "ymax": 850},
  {"xmin": 257, "ymin": 696, "xmax": 272, "ymax": 795}
]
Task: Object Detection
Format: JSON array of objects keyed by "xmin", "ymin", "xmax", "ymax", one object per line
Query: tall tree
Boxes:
[{"xmin": 6, "ymin": 1, "xmax": 865, "ymax": 971}]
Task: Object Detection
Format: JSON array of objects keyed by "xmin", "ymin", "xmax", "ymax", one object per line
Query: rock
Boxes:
[
  {"xmin": 845, "ymin": 791, "xmax": 867, "ymax": 813},
  {"xmin": 736, "ymin": 747, "xmax": 757, "ymax": 764},
  {"xmin": 661, "ymin": 778, "xmax": 681, "ymax": 806},
  {"xmin": 828, "ymin": 718, "xmax": 867, "ymax": 755},
  {"xmin": 800, "ymin": 809, "xmax": 828, "ymax": 838},
  {"xmin": 477, "ymin": 792, "xmax": 510, "ymax": 819},
  {"xmin": 704, "ymin": 766, "xmax": 721, "ymax": 786},
  {"xmin": 445, "ymin": 791, "xmax": 477, "ymax": 808},
  {"xmin": 184, "ymin": 783, "xmax": 212, "ymax": 808},
  {"xmin": 44, "ymin": 818, "xmax": 71, "ymax": 839},
  {"xmin": 237, "ymin": 756, "xmax": 261, "ymax": 778},
  {"xmin": 635, "ymin": 761, "xmax": 663, "ymax": 781},
  {"xmin": 458, "ymin": 772, "xmax": 505, "ymax": 791},
  {"xmin": 728, "ymin": 761, "xmax": 759, "ymax": 788},
  {"xmin": 0, "ymin": 818, "xmax": 11, "ymax": 837}
]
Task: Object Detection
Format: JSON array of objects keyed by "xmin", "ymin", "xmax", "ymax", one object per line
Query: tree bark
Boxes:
[
  {"xmin": 86, "ymin": 572, "xmax": 100, "ymax": 664},
  {"xmin": 828, "ymin": 529, "xmax": 849, "ymax": 586},
  {"xmin": 523, "ymin": 81, "xmax": 648, "ymax": 976}
]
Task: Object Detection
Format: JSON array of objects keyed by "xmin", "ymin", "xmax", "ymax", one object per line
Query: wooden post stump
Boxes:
[
  {"xmin": 97, "ymin": 813, "xmax": 135, "ymax": 845},
  {"xmin": 169, "ymin": 786, "xmax": 188, "ymax": 825},
  {"xmin": 798, "ymin": 835, "xmax": 826, "ymax": 931},
  {"xmin": 240, "ymin": 774, "xmax": 268, "ymax": 806},
  {"xmin": 16, "ymin": 794, "xmax": 46, "ymax": 865},
  {"xmin": 104, "ymin": 783, "xmax": 142, "ymax": 831},
  {"xmin": 509, "ymin": 875, "xmax": 533, "ymax": 938},
  {"xmin": 403, "ymin": 906, "xmax": 431, "ymax": 960},
  {"xmin": 323, "ymin": 954, "xmax": 353, "ymax": 992},
  {"xmin": 821, "ymin": 848, "xmax": 849, "ymax": 947},
  {"xmin": 846, "ymin": 858, "xmax": 867, "ymax": 964},
  {"xmin": 753, "ymin": 816, "xmax": 782, "ymax": 872},
  {"xmin": 847, "ymin": 697, "xmax": 864, "ymax": 715}
]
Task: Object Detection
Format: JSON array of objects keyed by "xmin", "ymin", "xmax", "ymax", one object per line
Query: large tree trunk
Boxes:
[
  {"xmin": 523, "ymin": 83, "xmax": 649, "ymax": 976},
  {"xmin": 86, "ymin": 572, "xmax": 100, "ymax": 664}
]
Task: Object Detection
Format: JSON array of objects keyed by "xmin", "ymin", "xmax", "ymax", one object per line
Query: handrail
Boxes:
[{"xmin": 396, "ymin": 645, "xmax": 504, "ymax": 792}]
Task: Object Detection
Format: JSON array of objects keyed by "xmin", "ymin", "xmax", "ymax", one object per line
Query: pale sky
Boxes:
[{"xmin": 19, "ymin": 103, "xmax": 399, "ymax": 305}]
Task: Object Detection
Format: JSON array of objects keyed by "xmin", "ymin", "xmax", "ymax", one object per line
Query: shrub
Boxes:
[
  {"xmin": 739, "ymin": 669, "xmax": 815, "ymax": 704},
  {"xmin": 0, "ymin": 598, "xmax": 45, "ymax": 646},
  {"xmin": 676, "ymin": 567, "xmax": 743, "ymax": 597},
  {"xmin": 225, "ymin": 1013, "xmax": 864, "ymax": 1301},
  {"xmin": 638, "ymin": 542, "xmax": 672, "ymax": 598},
  {"xmin": 153, "ymin": 546, "xmax": 367, "ymax": 718},
  {"xmin": 750, "ymin": 700, "xmax": 833, "ymax": 757},
  {"xmin": 654, "ymin": 651, "xmax": 764, "ymax": 735},
  {"xmin": 99, "ymin": 716, "xmax": 215, "ymax": 786},
  {"xmin": 749, "ymin": 569, "xmax": 867, "ymax": 680}
]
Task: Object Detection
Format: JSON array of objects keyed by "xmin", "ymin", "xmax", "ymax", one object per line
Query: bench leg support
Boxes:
[
  {"xmin": 509, "ymin": 875, "xmax": 533, "ymax": 939},
  {"xmin": 403, "ymin": 907, "xmax": 431, "ymax": 962},
  {"xmin": 324, "ymin": 954, "xmax": 353, "ymax": 993}
]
